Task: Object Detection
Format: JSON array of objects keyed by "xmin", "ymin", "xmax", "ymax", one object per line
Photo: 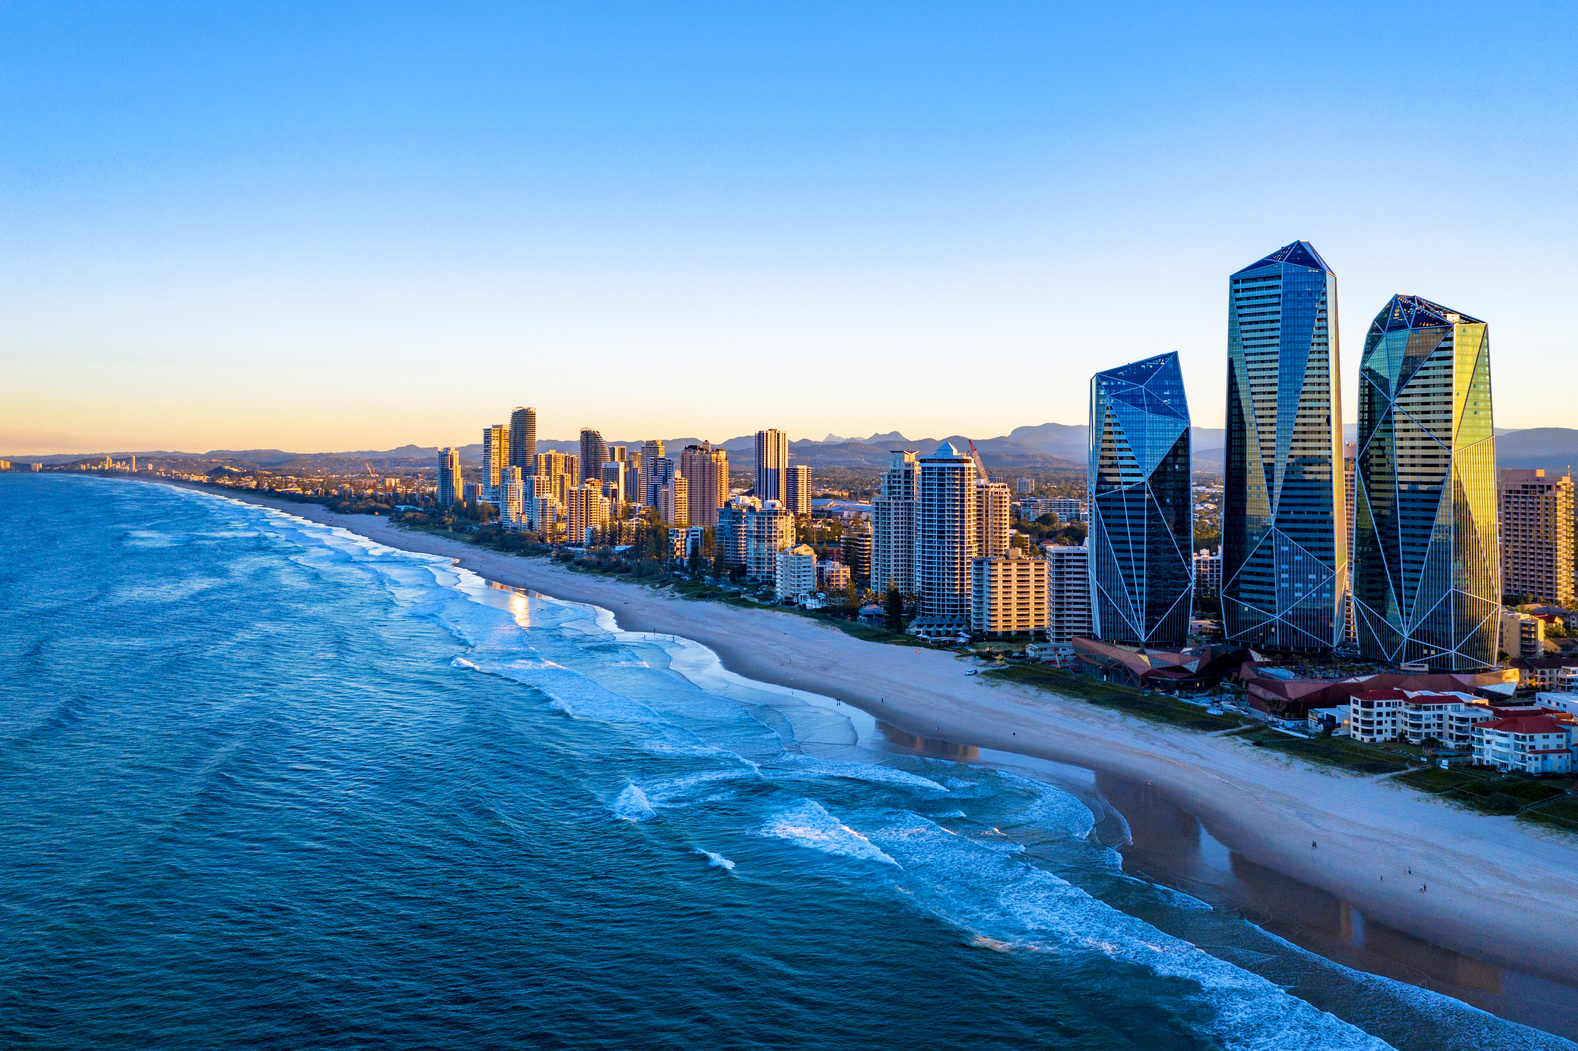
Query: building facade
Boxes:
[
  {"xmin": 745, "ymin": 500, "xmax": 796, "ymax": 579},
  {"xmin": 1193, "ymin": 548, "xmax": 1221, "ymax": 598},
  {"xmin": 639, "ymin": 440, "xmax": 666, "ymax": 504},
  {"xmin": 1222, "ymin": 241, "xmax": 1346, "ymax": 651},
  {"xmin": 680, "ymin": 442, "xmax": 729, "ymax": 529},
  {"xmin": 579, "ymin": 429, "xmax": 609, "ymax": 484},
  {"xmin": 508, "ymin": 407, "xmax": 537, "ymax": 471},
  {"xmin": 1088, "ymin": 352, "xmax": 1193, "ymax": 646},
  {"xmin": 775, "ymin": 544, "xmax": 819, "ymax": 602},
  {"xmin": 871, "ymin": 451, "xmax": 919, "ymax": 597},
  {"xmin": 1353, "ymin": 296, "xmax": 1499, "ymax": 670},
  {"xmin": 1045, "ymin": 544, "xmax": 1093, "ymax": 643},
  {"xmin": 659, "ymin": 475, "xmax": 689, "ymax": 529},
  {"xmin": 754, "ymin": 429, "xmax": 789, "ymax": 504},
  {"xmin": 841, "ymin": 531, "xmax": 872, "ymax": 584},
  {"xmin": 482, "ymin": 424, "xmax": 509, "ymax": 489},
  {"xmin": 1500, "ymin": 469, "xmax": 1575, "ymax": 606},
  {"xmin": 976, "ymin": 481, "xmax": 1012, "ymax": 558},
  {"xmin": 785, "ymin": 464, "xmax": 813, "ymax": 514},
  {"xmin": 438, "ymin": 447, "xmax": 462, "ymax": 507},
  {"xmin": 716, "ymin": 496, "xmax": 759, "ymax": 570},
  {"xmin": 970, "ymin": 548, "xmax": 1049, "ymax": 635},
  {"xmin": 916, "ymin": 443, "xmax": 979, "ymax": 628}
]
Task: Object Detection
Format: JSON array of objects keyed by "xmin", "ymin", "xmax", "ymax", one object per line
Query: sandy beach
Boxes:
[{"xmin": 156, "ymin": 482, "xmax": 1578, "ymax": 987}]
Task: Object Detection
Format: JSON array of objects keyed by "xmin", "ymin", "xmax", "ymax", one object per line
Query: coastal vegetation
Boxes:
[{"xmin": 986, "ymin": 664, "xmax": 1246, "ymax": 731}]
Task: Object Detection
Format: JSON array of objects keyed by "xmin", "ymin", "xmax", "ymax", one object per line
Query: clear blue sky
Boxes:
[{"xmin": 3, "ymin": 1, "xmax": 1575, "ymax": 453}]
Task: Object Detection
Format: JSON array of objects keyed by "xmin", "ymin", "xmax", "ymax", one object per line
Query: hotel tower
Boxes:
[
  {"xmin": 1352, "ymin": 296, "xmax": 1499, "ymax": 670},
  {"xmin": 1222, "ymin": 241, "xmax": 1347, "ymax": 651},
  {"xmin": 1088, "ymin": 352, "xmax": 1193, "ymax": 646}
]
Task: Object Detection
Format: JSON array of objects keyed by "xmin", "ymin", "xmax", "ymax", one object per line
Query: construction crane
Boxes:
[{"xmin": 966, "ymin": 439, "xmax": 988, "ymax": 479}]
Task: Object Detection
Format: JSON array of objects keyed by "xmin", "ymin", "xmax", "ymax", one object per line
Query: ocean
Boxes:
[{"xmin": 0, "ymin": 474, "xmax": 1570, "ymax": 1051}]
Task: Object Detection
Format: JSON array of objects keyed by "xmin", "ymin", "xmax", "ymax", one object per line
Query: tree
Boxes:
[
  {"xmin": 884, "ymin": 585, "xmax": 906, "ymax": 633},
  {"xmin": 843, "ymin": 579, "xmax": 860, "ymax": 614}
]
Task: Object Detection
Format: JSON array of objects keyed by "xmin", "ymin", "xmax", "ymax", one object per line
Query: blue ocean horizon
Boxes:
[{"xmin": 0, "ymin": 474, "xmax": 1568, "ymax": 1050}]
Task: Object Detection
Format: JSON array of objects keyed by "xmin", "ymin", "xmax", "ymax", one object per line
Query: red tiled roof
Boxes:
[{"xmin": 1481, "ymin": 716, "xmax": 1572, "ymax": 735}]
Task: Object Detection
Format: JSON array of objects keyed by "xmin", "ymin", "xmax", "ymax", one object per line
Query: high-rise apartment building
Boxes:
[
  {"xmin": 786, "ymin": 464, "xmax": 813, "ymax": 515},
  {"xmin": 565, "ymin": 484, "xmax": 610, "ymax": 545},
  {"xmin": 482, "ymin": 424, "xmax": 509, "ymax": 489},
  {"xmin": 970, "ymin": 548, "xmax": 1049, "ymax": 635},
  {"xmin": 1089, "ymin": 352, "xmax": 1193, "ymax": 646},
  {"xmin": 745, "ymin": 500, "xmax": 796, "ymax": 579},
  {"xmin": 680, "ymin": 442, "xmax": 729, "ymax": 528},
  {"xmin": 841, "ymin": 531, "xmax": 872, "ymax": 584},
  {"xmin": 600, "ymin": 462, "xmax": 625, "ymax": 506},
  {"xmin": 1193, "ymin": 548, "xmax": 1222, "ymax": 598},
  {"xmin": 579, "ymin": 429, "xmax": 609, "ymax": 484},
  {"xmin": 659, "ymin": 475, "xmax": 689, "ymax": 529},
  {"xmin": 640, "ymin": 440, "xmax": 666, "ymax": 504},
  {"xmin": 1500, "ymin": 469, "xmax": 1575, "ymax": 606},
  {"xmin": 871, "ymin": 451, "xmax": 919, "ymax": 597},
  {"xmin": 1344, "ymin": 441, "xmax": 1358, "ymax": 643},
  {"xmin": 1353, "ymin": 296, "xmax": 1499, "ymax": 670},
  {"xmin": 916, "ymin": 443, "xmax": 979, "ymax": 628},
  {"xmin": 976, "ymin": 481, "xmax": 1012, "ymax": 558},
  {"xmin": 1222, "ymin": 241, "xmax": 1346, "ymax": 651},
  {"xmin": 508, "ymin": 407, "xmax": 537, "ymax": 470},
  {"xmin": 717, "ymin": 496, "xmax": 759, "ymax": 570},
  {"xmin": 1046, "ymin": 544, "xmax": 1093, "ymax": 643},
  {"xmin": 437, "ymin": 447, "xmax": 462, "ymax": 507},
  {"xmin": 755, "ymin": 429, "xmax": 789, "ymax": 503}
]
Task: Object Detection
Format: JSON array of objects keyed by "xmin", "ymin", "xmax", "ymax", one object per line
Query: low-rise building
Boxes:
[
  {"xmin": 1026, "ymin": 642, "xmax": 1078, "ymax": 668},
  {"xmin": 818, "ymin": 560, "xmax": 851, "ymax": 592},
  {"xmin": 1307, "ymin": 706, "xmax": 1352, "ymax": 736},
  {"xmin": 1500, "ymin": 610, "xmax": 1546, "ymax": 660},
  {"xmin": 1473, "ymin": 716, "xmax": 1575, "ymax": 775},
  {"xmin": 1509, "ymin": 657, "xmax": 1577, "ymax": 693}
]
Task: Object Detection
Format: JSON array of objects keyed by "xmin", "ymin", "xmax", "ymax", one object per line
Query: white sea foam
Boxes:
[
  {"xmin": 696, "ymin": 849, "xmax": 736, "ymax": 871},
  {"xmin": 757, "ymin": 800, "xmax": 900, "ymax": 867},
  {"xmin": 610, "ymin": 783, "xmax": 656, "ymax": 822},
  {"xmin": 766, "ymin": 753, "xmax": 950, "ymax": 794}
]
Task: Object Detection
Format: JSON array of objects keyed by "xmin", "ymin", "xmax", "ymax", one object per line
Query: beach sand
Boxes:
[{"xmin": 157, "ymin": 483, "xmax": 1578, "ymax": 988}]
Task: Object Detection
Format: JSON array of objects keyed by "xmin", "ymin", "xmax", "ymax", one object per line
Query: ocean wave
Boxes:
[
  {"xmin": 695, "ymin": 848, "xmax": 736, "ymax": 871},
  {"xmin": 757, "ymin": 800, "xmax": 900, "ymax": 868},
  {"xmin": 610, "ymin": 783, "xmax": 656, "ymax": 822},
  {"xmin": 765, "ymin": 753, "xmax": 950, "ymax": 794}
]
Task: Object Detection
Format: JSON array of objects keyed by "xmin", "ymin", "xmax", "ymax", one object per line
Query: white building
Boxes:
[
  {"xmin": 819, "ymin": 560, "xmax": 851, "ymax": 592},
  {"xmin": 775, "ymin": 544, "xmax": 818, "ymax": 602},
  {"xmin": 1473, "ymin": 716, "xmax": 1574, "ymax": 774},
  {"xmin": 1193, "ymin": 548, "xmax": 1221, "ymax": 597},
  {"xmin": 1045, "ymin": 544, "xmax": 1093, "ymax": 643},
  {"xmin": 870, "ymin": 451, "xmax": 919, "ymax": 597},
  {"xmin": 746, "ymin": 500, "xmax": 796, "ymax": 579},
  {"xmin": 1500, "ymin": 609, "xmax": 1546, "ymax": 659}
]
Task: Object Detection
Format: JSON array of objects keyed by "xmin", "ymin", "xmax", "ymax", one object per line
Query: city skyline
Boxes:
[{"xmin": 5, "ymin": 6, "xmax": 1578, "ymax": 454}]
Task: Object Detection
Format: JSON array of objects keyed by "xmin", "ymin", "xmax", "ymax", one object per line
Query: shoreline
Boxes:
[{"xmin": 138, "ymin": 479, "xmax": 1578, "ymax": 992}]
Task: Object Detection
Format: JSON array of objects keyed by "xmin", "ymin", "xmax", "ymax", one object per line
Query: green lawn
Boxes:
[
  {"xmin": 1229, "ymin": 725, "xmax": 1412, "ymax": 774},
  {"xmin": 986, "ymin": 665, "xmax": 1246, "ymax": 731}
]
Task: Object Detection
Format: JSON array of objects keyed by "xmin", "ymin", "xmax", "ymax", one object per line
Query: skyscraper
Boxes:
[
  {"xmin": 482, "ymin": 424, "xmax": 508, "ymax": 489},
  {"xmin": 976, "ymin": 480, "xmax": 1012, "ymax": 558},
  {"xmin": 579, "ymin": 429, "xmax": 609, "ymax": 484},
  {"xmin": 785, "ymin": 464, "xmax": 813, "ymax": 515},
  {"xmin": 509, "ymin": 407, "xmax": 537, "ymax": 470},
  {"xmin": 1222, "ymin": 241, "xmax": 1346, "ymax": 651},
  {"xmin": 871, "ymin": 451, "xmax": 919, "ymax": 597},
  {"xmin": 915, "ymin": 442, "xmax": 979, "ymax": 628},
  {"xmin": 1352, "ymin": 296, "xmax": 1499, "ymax": 670},
  {"xmin": 1046, "ymin": 544, "xmax": 1093, "ymax": 643},
  {"xmin": 640, "ymin": 440, "xmax": 666, "ymax": 504},
  {"xmin": 680, "ymin": 442, "xmax": 729, "ymax": 528},
  {"xmin": 1500, "ymin": 470, "xmax": 1575, "ymax": 606},
  {"xmin": 1088, "ymin": 352, "xmax": 1193, "ymax": 646},
  {"xmin": 755, "ymin": 429, "xmax": 789, "ymax": 503},
  {"xmin": 437, "ymin": 447, "xmax": 462, "ymax": 507}
]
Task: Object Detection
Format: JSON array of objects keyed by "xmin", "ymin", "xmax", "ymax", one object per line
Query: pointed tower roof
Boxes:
[
  {"xmin": 1233, "ymin": 240, "xmax": 1333, "ymax": 277},
  {"xmin": 1375, "ymin": 294, "xmax": 1485, "ymax": 332}
]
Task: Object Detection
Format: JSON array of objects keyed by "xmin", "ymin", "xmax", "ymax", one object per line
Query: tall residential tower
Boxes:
[
  {"xmin": 1222, "ymin": 241, "xmax": 1346, "ymax": 651},
  {"xmin": 508, "ymin": 407, "xmax": 537, "ymax": 471},
  {"xmin": 1352, "ymin": 296, "xmax": 1499, "ymax": 670}
]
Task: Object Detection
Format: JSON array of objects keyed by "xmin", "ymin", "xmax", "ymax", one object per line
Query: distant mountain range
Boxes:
[{"xmin": 16, "ymin": 425, "xmax": 1578, "ymax": 475}]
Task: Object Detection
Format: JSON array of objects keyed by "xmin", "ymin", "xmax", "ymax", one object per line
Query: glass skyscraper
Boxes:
[
  {"xmin": 1088, "ymin": 352, "xmax": 1193, "ymax": 646},
  {"xmin": 1222, "ymin": 240, "xmax": 1346, "ymax": 651},
  {"xmin": 1352, "ymin": 295, "xmax": 1499, "ymax": 670}
]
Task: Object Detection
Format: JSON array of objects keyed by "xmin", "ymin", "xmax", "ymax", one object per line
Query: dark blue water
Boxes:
[{"xmin": 0, "ymin": 475, "xmax": 1568, "ymax": 1050}]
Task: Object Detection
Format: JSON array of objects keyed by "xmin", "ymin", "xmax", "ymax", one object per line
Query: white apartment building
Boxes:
[
  {"xmin": 1473, "ymin": 716, "xmax": 1575, "ymax": 775},
  {"xmin": 1350, "ymin": 689, "xmax": 1548, "ymax": 749},
  {"xmin": 915, "ymin": 443, "xmax": 978, "ymax": 629},
  {"xmin": 1193, "ymin": 548, "xmax": 1221, "ymax": 597},
  {"xmin": 819, "ymin": 561, "xmax": 851, "ymax": 592},
  {"xmin": 659, "ymin": 475, "xmax": 689, "ymax": 529},
  {"xmin": 1045, "ymin": 544, "xmax": 1093, "ymax": 643},
  {"xmin": 1500, "ymin": 609, "xmax": 1546, "ymax": 660},
  {"xmin": 970, "ymin": 549, "xmax": 1049, "ymax": 635},
  {"xmin": 746, "ymin": 500, "xmax": 796, "ymax": 579},
  {"xmin": 565, "ymin": 484, "xmax": 610, "ymax": 545},
  {"xmin": 871, "ymin": 451, "xmax": 919, "ymax": 597},
  {"xmin": 775, "ymin": 544, "xmax": 819, "ymax": 602}
]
